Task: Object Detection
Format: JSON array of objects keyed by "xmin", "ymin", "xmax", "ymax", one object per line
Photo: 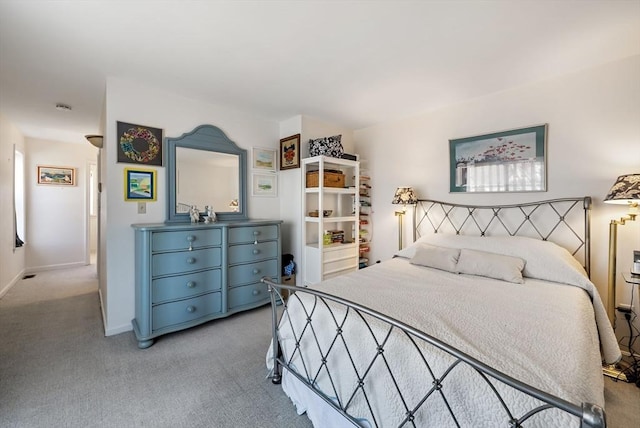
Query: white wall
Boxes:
[
  {"xmin": 0, "ymin": 114, "xmax": 26, "ymax": 297},
  {"xmin": 25, "ymin": 138, "xmax": 98, "ymax": 271},
  {"xmin": 102, "ymin": 78, "xmax": 281, "ymax": 335},
  {"xmin": 355, "ymin": 55, "xmax": 640, "ymax": 318}
]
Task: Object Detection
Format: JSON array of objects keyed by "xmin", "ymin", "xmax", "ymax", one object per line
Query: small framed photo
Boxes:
[
  {"xmin": 124, "ymin": 168, "xmax": 157, "ymax": 201},
  {"xmin": 37, "ymin": 165, "xmax": 76, "ymax": 186},
  {"xmin": 252, "ymin": 147, "xmax": 277, "ymax": 172},
  {"xmin": 280, "ymin": 134, "xmax": 301, "ymax": 170},
  {"xmin": 449, "ymin": 124, "xmax": 547, "ymax": 193},
  {"xmin": 252, "ymin": 173, "xmax": 278, "ymax": 197}
]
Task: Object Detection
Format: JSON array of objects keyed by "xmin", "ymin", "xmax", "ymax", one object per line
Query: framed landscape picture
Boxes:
[
  {"xmin": 252, "ymin": 173, "xmax": 277, "ymax": 197},
  {"xmin": 124, "ymin": 168, "xmax": 157, "ymax": 201},
  {"xmin": 37, "ymin": 165, "xmax": 75, "ymax": 186},
  {"xmin": 252, "ymin": 147, "xmax": 277, "ymax": 171},
  {"xmin": 449, "ymin": 124, "xmax": 547, "ymax": 193}
]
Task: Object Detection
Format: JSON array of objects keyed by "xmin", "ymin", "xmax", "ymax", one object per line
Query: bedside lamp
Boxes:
[
  {"xmin": 604, "ymin": 173, "xmax": 640, "ymax": 323},
  {"xmin": 603, "ymin": 173, "xmax": 639, "ymax": 382},
  {"xmin": 392, "ymin": 187, "xmax": 418, "ymax": 250}
]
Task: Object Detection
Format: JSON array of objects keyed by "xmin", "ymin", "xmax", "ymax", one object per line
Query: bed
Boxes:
[{"xmin": 264, "ymin": 198, "xmax": 620, "ymax": 427}]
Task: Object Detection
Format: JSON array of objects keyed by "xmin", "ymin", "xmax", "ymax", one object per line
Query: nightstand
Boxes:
[{"xmin": 622, "ymin": 272, "xmax": 640, "ymax": 287}]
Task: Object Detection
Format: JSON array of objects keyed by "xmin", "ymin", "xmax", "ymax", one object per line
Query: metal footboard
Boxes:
[{"xmin": 263, "ymin": 278, "xmax": 605, "ymax": 428}]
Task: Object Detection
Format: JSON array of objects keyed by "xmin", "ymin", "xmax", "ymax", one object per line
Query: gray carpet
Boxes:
[
  {"xmin": 0, "ymin": 264, "xmax": 312, "ymax": 428},
  {"xmin": 1, "ymin": 264, "xmax": 639, "ymax": 427}
]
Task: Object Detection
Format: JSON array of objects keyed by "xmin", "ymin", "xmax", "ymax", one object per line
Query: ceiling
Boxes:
[{"xmin": 1, "ymin": 1, "xmax": 639, "ymax": 145}]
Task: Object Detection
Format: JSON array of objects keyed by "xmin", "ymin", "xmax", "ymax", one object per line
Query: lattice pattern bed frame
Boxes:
[
  {"xmin": 413, "ymin": 197, "xmax": 591, "ymax": 275},
  {"xmin": 264, "ymin": 197, "xmax": 604, "ymax": 428}
]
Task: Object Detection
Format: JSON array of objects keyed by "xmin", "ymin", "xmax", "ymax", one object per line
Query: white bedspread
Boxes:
[{"xmin": 268, "ymin": 255, "xmax": 617, "ymax": 427}]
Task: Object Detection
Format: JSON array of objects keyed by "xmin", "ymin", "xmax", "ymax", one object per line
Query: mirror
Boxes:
[
  {"xmin": 175, "ymin": 148, "xmax": 239, "ymax": 213},
  {"xmin": 166, "ymin": 125, "xmax": 248, "ymax": 223}
]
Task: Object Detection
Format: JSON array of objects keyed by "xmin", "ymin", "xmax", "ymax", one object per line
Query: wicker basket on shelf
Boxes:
[{"xmin": 306, "ymin": 170, "xmax": 345, "ymax": 188}]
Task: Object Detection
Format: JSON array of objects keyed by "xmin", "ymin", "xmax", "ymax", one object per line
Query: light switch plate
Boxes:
[{"xmin": 137, "ymin": 202, "xmax": 146, "ymax": 214}]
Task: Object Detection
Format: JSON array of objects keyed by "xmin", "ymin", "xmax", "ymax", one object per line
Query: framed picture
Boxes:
[
  {"xmin": 449, "ymin": 124, "xmax": 547, "ymax": 193},
  {"xmin": 37, "ymin": 165, "xmax": 76, "ymax": 186},
  {"xmin": 117, "ymin": 121, "xmax": 163, "ymax": 166},
  {"xmin": 124, "ymin": 168, "xmax": 157, "ymax": 201},
  {"xmin": 252, "ymin": 147, "xmax": 277, "ymax": 171},
  {"xmin": 252, "ymin": 173, "xmax": 278, "ymax": 197},
  {"xmin": 280, "ymin": 134, "xmax": 301, "ymax": 170}
]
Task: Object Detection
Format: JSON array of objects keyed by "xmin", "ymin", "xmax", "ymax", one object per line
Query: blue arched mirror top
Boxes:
[{"xmin": 166, "ymin": 124, "xmax": 248, "ymax": 223}]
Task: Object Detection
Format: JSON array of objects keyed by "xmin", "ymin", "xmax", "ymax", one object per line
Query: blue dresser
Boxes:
[{"xmin": 132, "ymin": 220, "xmax": 281, "ymax": 348}]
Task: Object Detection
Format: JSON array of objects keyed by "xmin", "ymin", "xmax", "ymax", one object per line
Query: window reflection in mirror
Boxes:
[{"xmin": 175, "ymin": 147, "xmax": 239, "ymax": 213}]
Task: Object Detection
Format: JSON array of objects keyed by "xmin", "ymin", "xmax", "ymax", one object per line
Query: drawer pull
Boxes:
[
  {"xmin": 186, "ymin": 281, "xmax": 196, "ymax": 288},
  {"xmin": 252, "ymin": 249, "xmax": 260, "ymax": 255},
  {"xmin": 253, "ymin": 230, "xmax": 260, "ymax": 236},
  {"xmin": 252, "ymin": 289, "xmax": 260, "ymax": 296},
  {"xmin": 186, "ymin": 257, "xmax": 196, "ymax": 264},
  {"xmin": 252, "ymin": 268, "xmax": 260, "ymax": 275},
  {"xmin": 186, "ymin": 235, "xmax": 195, "ymax": 251},
  {"xmin": 186, "ymin": 305, "xmax": 196, "ymax": 313}
]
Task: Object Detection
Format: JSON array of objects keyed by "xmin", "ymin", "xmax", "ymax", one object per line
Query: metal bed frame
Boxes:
[
  {"xmin": 264, "ymin": 197, "xmax": 604, "ymax": 427},
  {"xmin": 413, "ymin": 197, "xmax": 591, "ymax": 276}
]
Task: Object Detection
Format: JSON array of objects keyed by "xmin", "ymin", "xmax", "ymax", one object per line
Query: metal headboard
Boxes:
[{"xmin": 413, "ymin": 197, "xmax": 592, "ymax": 276}]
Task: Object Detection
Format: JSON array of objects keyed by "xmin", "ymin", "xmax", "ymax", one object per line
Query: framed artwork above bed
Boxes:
[{"xmin": 449, "ymin": 124, "xmax": 547, "ymax": 193}]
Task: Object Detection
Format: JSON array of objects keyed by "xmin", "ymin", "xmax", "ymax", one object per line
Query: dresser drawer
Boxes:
[
  {"xmin": 228, "ymin": 259, "xmax": 278, "ymax": 287},
  {"xmin": 152, "ymin": 292, "xmax": 222, "ymax": 331},
  {"xmin": 152, "ymin": 247, "xmax": 222, "ymax": 277},
  {"xmin": 228, "ymin": 282, "xmax": 269, "ymax": 309},
  {"xmin": 228, "ymin": 241, "xmax": 278, "ymax": 264},
  {"xmin": 152, "ymin": 269, "xmax": 222, "ymax": 304},
  {"xmin": 152, "ymin": 228, "xmax": 222, "ymax": 252},
  {"xmin": 228, "ymin": 225, "xmax": 278, "ymax": 244}
]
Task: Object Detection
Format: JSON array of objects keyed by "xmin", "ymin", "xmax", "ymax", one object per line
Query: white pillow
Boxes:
[
  {"xmin": 409, "ymin": 243, "xmax": 460, "ymax": 273},
  {"xmin": 456, "ymin": 248, "xmax": 525, "ymax": 284},
  {"xmin": 398, "ymin": 234, "xmax": 588, "ymax": 287}
]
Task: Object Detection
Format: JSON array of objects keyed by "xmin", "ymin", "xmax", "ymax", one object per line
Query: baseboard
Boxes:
[
  {"xmin": 98, "ymin": 288, "xmax": 132, "ymax": 337},
  {"xmin": 105, "ymin": 323, "xmax": 133, "ymax": 337},
  {"xmin": 26, "ymin": 261, "xmax": 86, "ymax": 274},
  {"xmin": 620, "ymin": 349, "xmax": 640, "ymax": 359},
  {"xmin": 98, "ymin": 288, "xmax": 107, "ymax": 335},
  {"xmin": 0, "ymin": 268, "xmax": 26, "ymax": 299}
]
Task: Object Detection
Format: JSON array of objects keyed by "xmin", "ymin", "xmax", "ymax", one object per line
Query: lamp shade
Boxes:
[
  {"xmin": 604, "ymin": 173, "xmax": 640, "ymax": 205},
  {"xmin": 85, "ymin": 134, "xmax": 103, "ymax": 148},
  {"xmin": 392, "ymin": 187, "xmax": 418, "ymax": 205}
]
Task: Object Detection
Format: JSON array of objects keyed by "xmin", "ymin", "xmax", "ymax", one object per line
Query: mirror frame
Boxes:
[{"xmin": 166, "ymin": 124, "xmax": 248, "ymax": 223}]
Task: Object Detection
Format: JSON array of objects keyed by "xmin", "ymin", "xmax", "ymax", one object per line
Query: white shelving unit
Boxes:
[{"xmin": 302, "ymin": 156, "xmax": 360, "ymax": 285}]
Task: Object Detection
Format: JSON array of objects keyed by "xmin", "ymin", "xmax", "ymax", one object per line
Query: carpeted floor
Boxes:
[
  {"xmin": 1, "ymin": 264, "xmax": 638, "ymax": 427},
  {"xmin": 0, "ymin": 264, "xmax": 312, "ymax": 428}
]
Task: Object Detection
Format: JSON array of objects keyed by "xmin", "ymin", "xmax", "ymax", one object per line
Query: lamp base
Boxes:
[
  {"xmin": 603, "ymin": 364, "xmax": 630, "ymax": 382},
  {"xmin": 395, "ymin": 211, "xmax": 405, "ymax": 251}
]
